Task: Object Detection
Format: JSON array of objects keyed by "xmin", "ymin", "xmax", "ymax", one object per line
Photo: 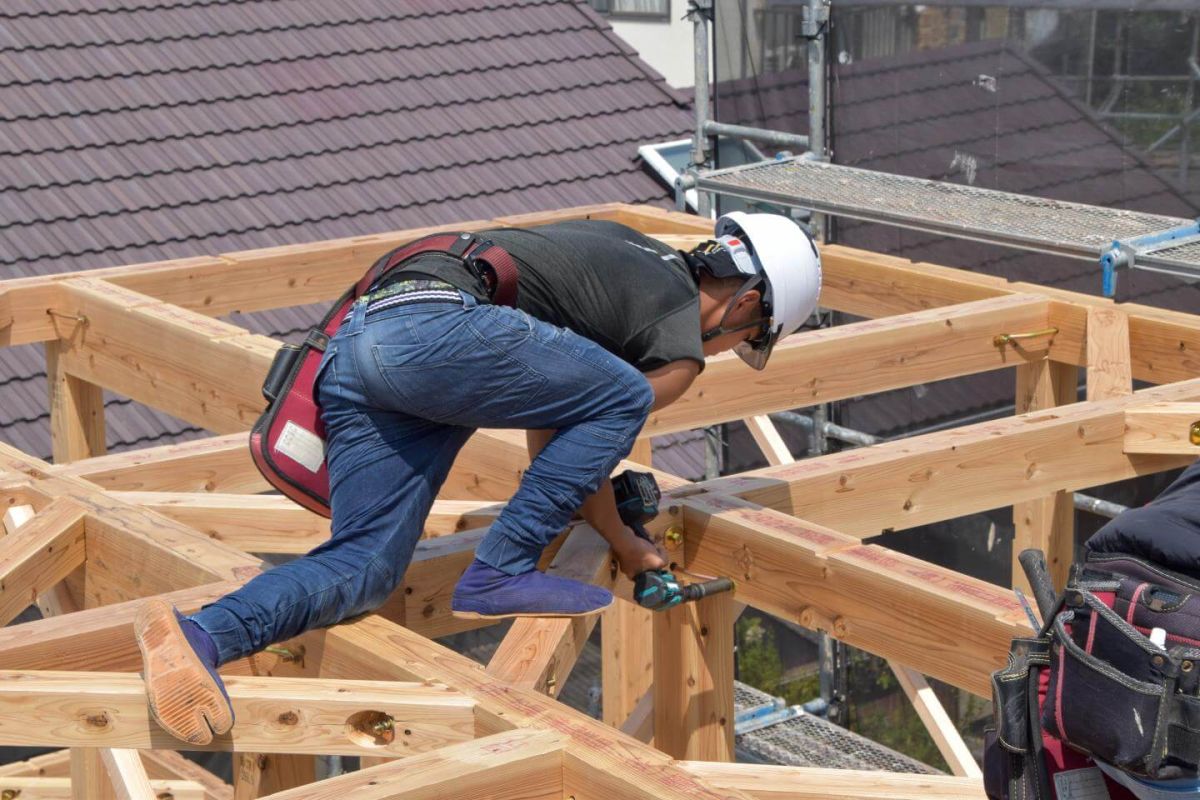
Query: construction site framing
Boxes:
[{"xmin": 0, "ymin": 202, "xmax": 1197, "ymax": 799}]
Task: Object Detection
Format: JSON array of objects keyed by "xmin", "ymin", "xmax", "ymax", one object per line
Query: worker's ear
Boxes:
[{"xmin": 733, "ymin": 287, "xmax": 761, "ymax": 315}]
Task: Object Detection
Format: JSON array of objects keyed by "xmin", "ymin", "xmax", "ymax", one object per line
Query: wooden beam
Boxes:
[
  {"xmin": 55, "ymin": 278, "xmax": 275, "ymax": 434},
  {"xmin": 100, "ymin": 748, "xmax": 157, "ymax": 800},
  {"xmin": 486, "ymin": 526, "xmax": 614, "ymax": 696},
  {"xmin": 0, "ymin": 498, "xmax": 87, "ymax": 625},
  {"xmin": 681, "ymin": 761, "xmax": 986, "ymax": 800},
  {"xmin": 1012, "ymin": 359, "xmax": 1078, "ymax": 591},
  {"xmin": 79, "ymin": 495, "xmax": 262, "ymax": 608},
  {"xmin": 716, "ymin": 379, "xmax": 1200, "ymax": 537},
  {"xmin": 678, "ymin": 493, "xmax": 1028, "ymax": 697},
  {"xmin": 645, "ymin": 294, "xmax": 1051, "ymax": 437},
  {"xmin": 602, "ymin": 599, "xmax": 654, "ymax": 729},
  {"xmin": 652, "ymin": 591, "xmax": 735, "ymax": 762},
  {"xmin": 50, "ymin": 433, "xmax": 267, "ymax": 494},
  {"xmin": 2, "ymin": 503, "xmax": 80, "ymax": 617},
  {"xmin": 744, "ymin": 415, "xmax": 794, "ymax": 466},
  {"xmin": 0, "ymin": 580, "xmax": 248, "ymax": 672},
  {"xmin": 45, "ymin": 339, "xmax": 106, "ymax": 463},
  {"xmin": 1086, "ymin": 306, "xmax": 1133, "ymax": 401},
  {"xmin": 0, "ymin": 671, "xmax": 474, "ymax": 756},
  {"xmin": 618, "ymin": 687, "xmax": 654, "ymax": 744},
  {"xmin": 1125, "ymin": 403, "xmax": 1200, "ymax": 455},
  {"xmin": 316, "ymin": 616, "xmax": 759, "ymax": 800},
  {"xmin": 0, "ymin": 775, "xmax": 204, "ymax": 799},
  {"xmin": 889, "ymin": 663, "xmax": 981, "ymax": 779},
  {"xmin": 113, "ymin": 492, "xmax": 331, "ymax": 554},
  {"xmin": 254, "ymin": 730, "xmax": 564, "ymax": 800}
]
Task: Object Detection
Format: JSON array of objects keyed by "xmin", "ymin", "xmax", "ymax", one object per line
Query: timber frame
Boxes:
[{"xmin": 0, "ymin": 202, "xmax": 1197, "ymax": 798}]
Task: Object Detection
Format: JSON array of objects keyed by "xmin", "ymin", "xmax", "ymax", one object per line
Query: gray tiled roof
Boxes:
[
  {"xmin": 0, "ymin": 0, "xmax": 692, "ymax": 460},
  {"xmin": 712, "ymin": 39, "xmax": 1198, "ymax": 442}
]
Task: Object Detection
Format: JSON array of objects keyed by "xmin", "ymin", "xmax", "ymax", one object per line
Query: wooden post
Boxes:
[
  {"xmin": 652, "ymin": 592, "xmax": 735, "ymax": 761},
  {"xmin": 602, "ymin": 599, "xmax": 654, "ymax": 730},
  {"xmin": 71, "ymin": 748, "xmax": 116, "ymax": 800},
  {"xmin": 45, "ymin": 339, "xmax": 106, "ymax": 463},
  {"xmin": 1012, "ymin": 358, "xmax": 1078, "ymax": 592},
  {"xmin": 99, "ymin": 748, "xmax": 157, "ymax": 800},
  {"xmin": 1086, "ymin": 307, "xmax": 1133, "ymax": 401},
  {"xmin": 234, "ymin": 754, "xmax": 315, "ymax": 799}
]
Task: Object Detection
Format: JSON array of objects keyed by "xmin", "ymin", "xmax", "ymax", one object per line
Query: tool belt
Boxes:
[
  {"xmin": 986, "ymin": 551, "xmax": 1200, "ymax": 799},
  {"xmin": 249, "ymin": 233, "xmax": 519, "ymax": 517}
]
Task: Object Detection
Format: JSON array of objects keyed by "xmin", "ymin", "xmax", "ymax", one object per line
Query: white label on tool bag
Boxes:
[
  {"xmin": 1054, "ymin": 768, "xmax": 1111, "ymax": 800},
  {"xmin": 275, "ymin": 421, "xmax": 325, "ymax": 473}
]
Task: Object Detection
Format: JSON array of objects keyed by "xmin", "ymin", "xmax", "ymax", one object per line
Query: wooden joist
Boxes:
[{"xmin": 0, "ymin": 671, "xmax": 474, "ymax": 757}]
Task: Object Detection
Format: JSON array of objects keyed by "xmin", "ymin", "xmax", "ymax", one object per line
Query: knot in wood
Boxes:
[{"xmin": 277, "ymin": 710, "xmax": 299, "ymax": 726}]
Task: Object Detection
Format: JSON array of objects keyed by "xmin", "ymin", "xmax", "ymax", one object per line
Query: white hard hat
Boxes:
[{"xmin": 714, "ymin": 211, "xmax": 822, "ymax": 369}]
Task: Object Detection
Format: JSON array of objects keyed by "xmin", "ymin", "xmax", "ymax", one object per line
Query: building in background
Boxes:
[{"xmin": 587, "ymin": 0, "xmax": 699, "ymax": 87}]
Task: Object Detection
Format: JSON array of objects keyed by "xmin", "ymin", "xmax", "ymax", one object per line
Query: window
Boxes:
[{"xmin": 588, "ymin": 0, "xmax": 671, "ymax": 22}]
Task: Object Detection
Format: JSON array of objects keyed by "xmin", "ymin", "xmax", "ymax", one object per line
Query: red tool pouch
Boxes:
[{"xmin": 249, "ymin": 232, "xmax": 520, "ymax": 517}]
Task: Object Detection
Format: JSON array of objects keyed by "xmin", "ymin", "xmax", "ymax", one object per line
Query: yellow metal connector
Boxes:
[
  {"xmin": 993, "ymin": 327, "xmax": 1058, "ymax": 348},
  {"xmin": 663, "ymin": 526, "xmax": 684, "ymax": 549},
  {"xmin": 1190, "ymin": 421, "xmax": 1200, "ymax": 446}
]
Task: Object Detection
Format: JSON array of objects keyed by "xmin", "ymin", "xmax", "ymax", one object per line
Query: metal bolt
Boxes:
[
  {"xmin": 265, "ymin": 644, "xmax": 305, "ymax": 664},
  {"xmin": 371, "ymin": 717, "xmax": 395, "ymax": 735},
  {"xmin": 1190, "ymin": 422, "xmax": 1200, "ymax": 446},
  {"xmin": 3, "ymin": 789, "xmax": 21, "ymax": 799},
  {"xmin": 664, "ymin": 526, "xmax": 684, "ymax": 549}
]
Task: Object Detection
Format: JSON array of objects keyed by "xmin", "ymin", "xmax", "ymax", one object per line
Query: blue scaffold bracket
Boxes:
[{"xmin": 1100, "ymin": 218, "xmax": 1200, "ymax": 297}]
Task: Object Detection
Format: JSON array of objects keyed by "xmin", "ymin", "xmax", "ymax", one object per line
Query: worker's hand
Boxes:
[{"xmin": 612, "ymin": 527, "xmax": 668, "ymax": 579}]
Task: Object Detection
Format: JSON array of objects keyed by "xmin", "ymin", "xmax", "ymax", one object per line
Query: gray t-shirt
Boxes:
[{"xmin": 398, "ymin": 220, "xmax": 704, "ymax": 373}]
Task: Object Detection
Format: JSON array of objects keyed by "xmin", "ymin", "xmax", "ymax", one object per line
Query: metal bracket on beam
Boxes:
[{"xmin": 1100, "ymin": 218, "xmax": 1200, "ymax": 297}]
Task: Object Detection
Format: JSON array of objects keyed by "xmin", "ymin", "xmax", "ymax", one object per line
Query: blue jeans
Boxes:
[{"xmin": 192, "ymin": 293, "xmax": 654, "ymax": 664}]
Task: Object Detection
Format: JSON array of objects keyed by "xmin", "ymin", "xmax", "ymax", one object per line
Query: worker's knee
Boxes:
[
  {"xmin": 628, "ymin": 374, "xmax": 655, "ymax": 419},
  {"xmin": 357, "ymin": 557, "xmax": 402, "ymax": 612}
]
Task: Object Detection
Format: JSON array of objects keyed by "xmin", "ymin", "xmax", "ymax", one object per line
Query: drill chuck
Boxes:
[{"xmin": 681, "ymin": 577, "xmax": 735, "ymax": 601}]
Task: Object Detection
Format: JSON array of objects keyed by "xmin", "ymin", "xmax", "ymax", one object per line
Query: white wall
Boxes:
[{"xmin": 607, "ymin": 8, "xmax": 699, "ymax": 88}]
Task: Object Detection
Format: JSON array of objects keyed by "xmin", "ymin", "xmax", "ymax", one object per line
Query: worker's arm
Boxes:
[
  {"xmin": 525, "ymin": 361, "xmax": 695, "ymax": 575},
  {"xmin": 642, "ymin": 359, "xmax": 701, "ymax": 412}
]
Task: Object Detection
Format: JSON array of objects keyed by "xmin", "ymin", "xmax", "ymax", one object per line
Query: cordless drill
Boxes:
[{"xmin": 611, "ymin": 469, "xmax": 734, "ymax": 611}]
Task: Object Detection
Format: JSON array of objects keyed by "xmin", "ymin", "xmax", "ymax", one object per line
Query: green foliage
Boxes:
[{"xmin": 736, "ymin": 615, "xmax": 785, "ymax": 693}]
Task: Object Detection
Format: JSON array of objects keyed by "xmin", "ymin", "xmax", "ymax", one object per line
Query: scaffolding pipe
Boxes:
[
  {"xmin": 702, "ymin": 120, "xmax": 810, "ymax": 150},
  {"xmin": 1073, "ymin": 493, "xmax": 1128, "ymax": 520},
  {"xmin": 689, "ymin": 0, "xmax": 713, "ymax": 218},
  {"xmin": 804, "ymin": 0, "xmax": 830, "ymax": 241}
]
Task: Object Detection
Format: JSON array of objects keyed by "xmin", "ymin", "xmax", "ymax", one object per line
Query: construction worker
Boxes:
[{"xmin": 134, "ymin": 212, "xmax": 821, "ymax": 745}]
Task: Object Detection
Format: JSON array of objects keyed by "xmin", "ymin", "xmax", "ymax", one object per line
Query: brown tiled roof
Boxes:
[{"xmin": 0, "ymin": 0, "xmax": 692, "ymax": 460}]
